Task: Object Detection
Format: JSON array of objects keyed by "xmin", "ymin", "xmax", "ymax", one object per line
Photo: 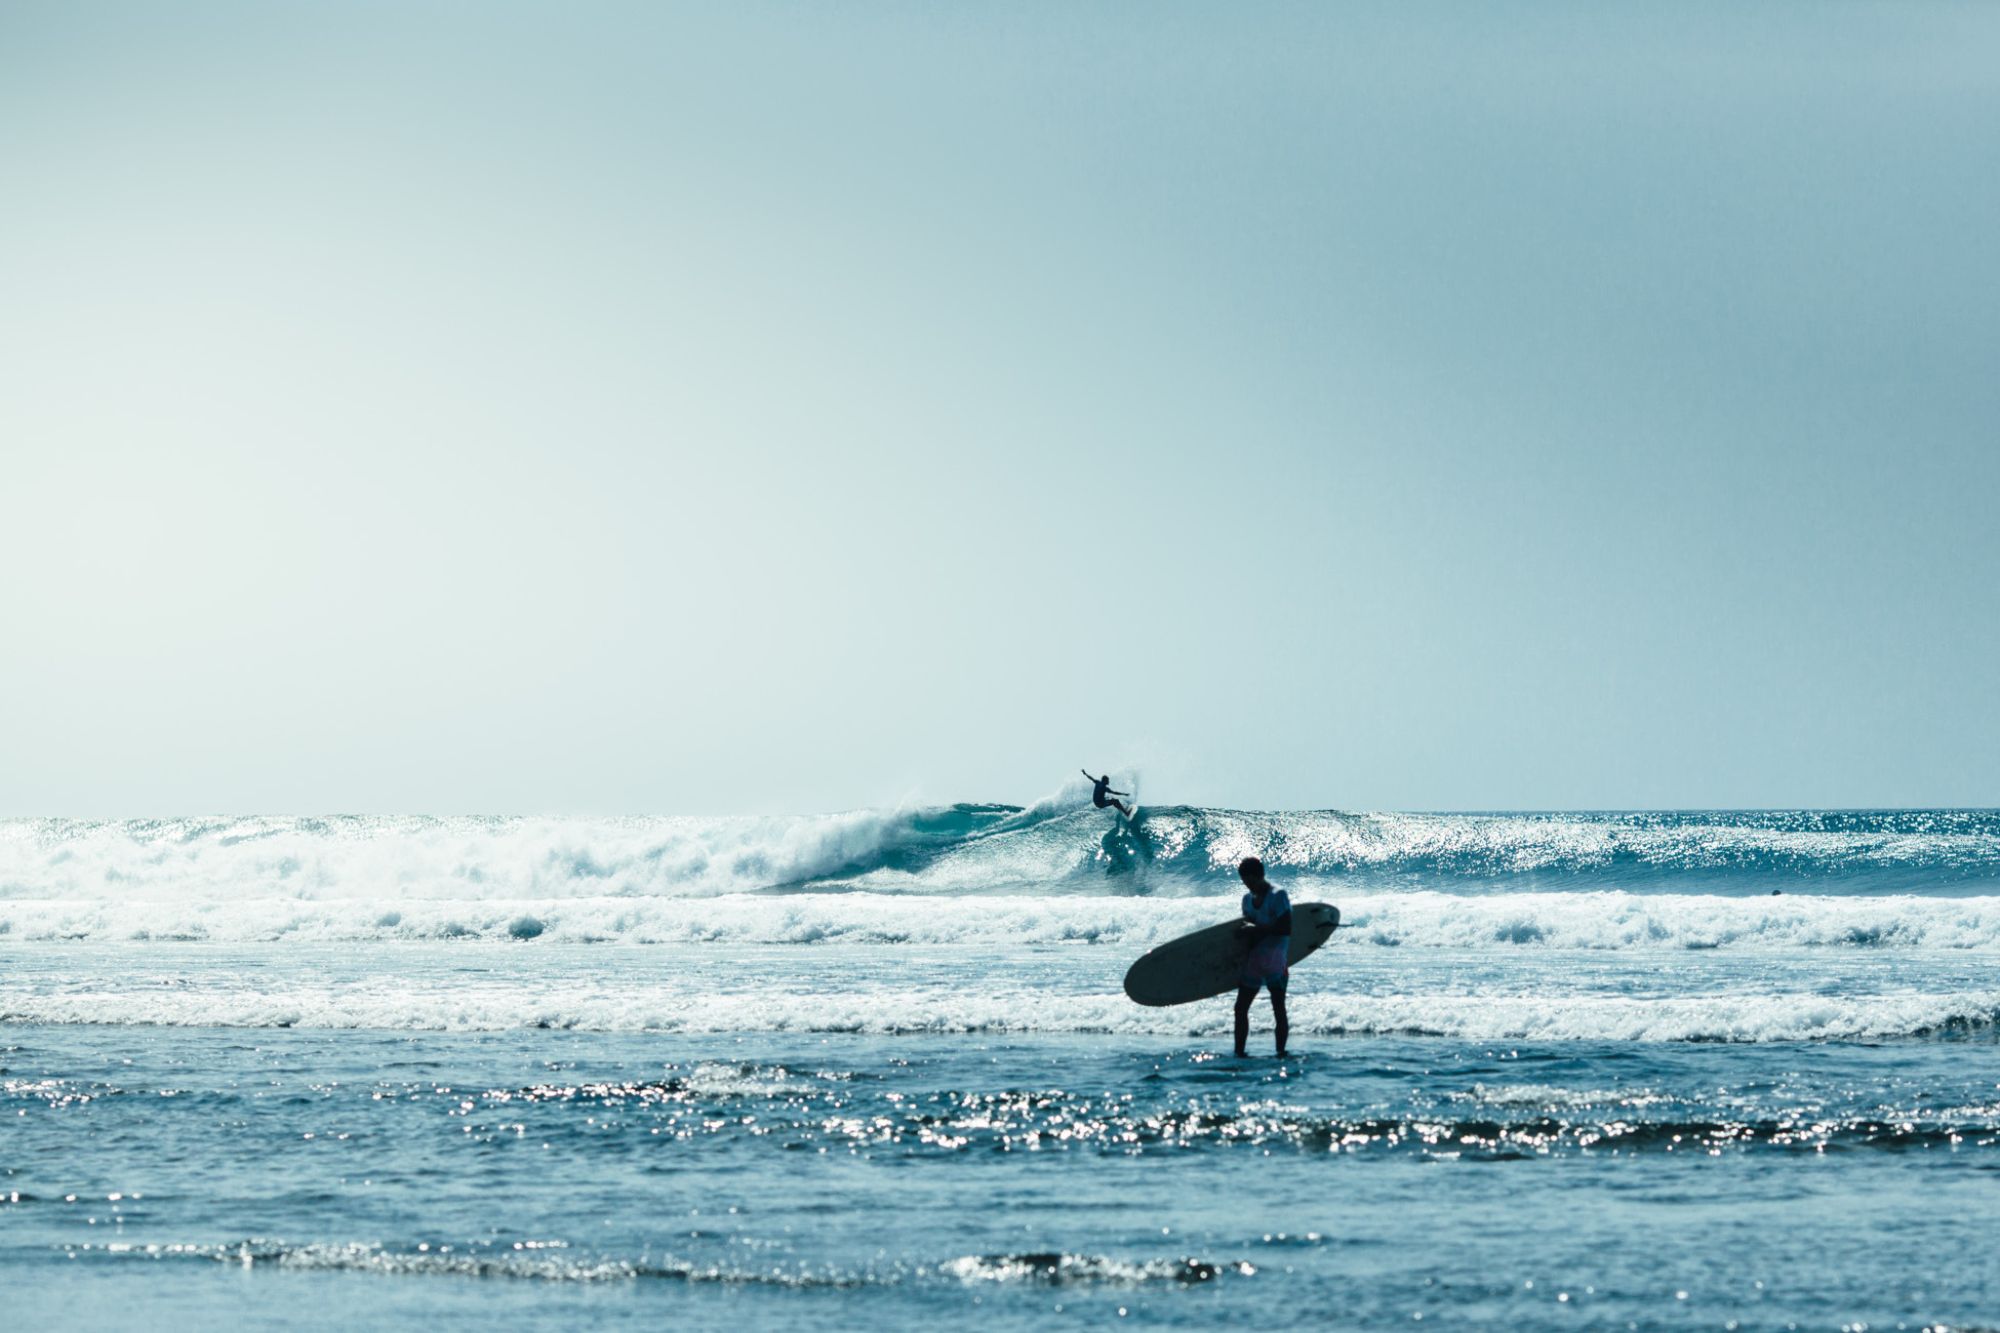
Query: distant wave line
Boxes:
[{"xmin": 8, "ymin": 808, "xmax": 2000, "ymax": 902}]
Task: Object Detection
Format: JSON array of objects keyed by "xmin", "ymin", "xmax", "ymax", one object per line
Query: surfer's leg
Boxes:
[
  {"xmin": 1233, "ymin": 985, "xmax": 1257, "ymax": 1057},
  {"xmin": 1269, "ymin": 978, "xmax": 1289, "ymax": 1056}
]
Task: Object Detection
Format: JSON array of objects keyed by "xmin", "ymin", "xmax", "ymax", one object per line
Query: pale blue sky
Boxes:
[{"xmin": 3, "ymin": 1, "xmax": 1996, "ymax": 814}]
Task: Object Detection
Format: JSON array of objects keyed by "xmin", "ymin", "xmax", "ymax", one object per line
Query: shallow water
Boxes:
[
  {"xmin": 5, "ymin": 943, "xmax": 2000, "ymax": 1330},
  {"xmin": 9, "ymin": 1020, "xmax": 2000, "ymax": 1330},
  {"xmin": 5, "ymin": 810, "xmax": 2000, "ymax": 1327}
]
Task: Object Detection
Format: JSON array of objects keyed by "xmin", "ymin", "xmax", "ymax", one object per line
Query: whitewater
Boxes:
[
  {"xmin": 8, "ymin": 803, "xmax": 2000, "ymax": 1330},
  {"xmin": 11, "ymin": 805, "xmax": 2000, "ymax": 903},
  {"xmin": 5, "ymin": 806, "xmax": 2000, "ymax": 1042}
]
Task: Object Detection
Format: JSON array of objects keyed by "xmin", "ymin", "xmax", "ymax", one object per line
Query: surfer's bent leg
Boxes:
[
  {"xmin": 1269, "ymin": 977, "xmax": 1289, "ymax": 1057},
  {"xmin": 1233, "ymin": 985, "xmax": 1257, "ymax": 1057}
]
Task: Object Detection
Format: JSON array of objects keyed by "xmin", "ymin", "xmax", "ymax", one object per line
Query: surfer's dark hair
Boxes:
[{"xmin": 1238, "ymin": 856, "xmax": 1264, "ymax": 879}]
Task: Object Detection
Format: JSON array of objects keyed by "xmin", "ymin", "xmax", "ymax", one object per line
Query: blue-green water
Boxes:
[{"xmin": 4, "ymin": 809, "xmax": 1999, "ymax": 1328}]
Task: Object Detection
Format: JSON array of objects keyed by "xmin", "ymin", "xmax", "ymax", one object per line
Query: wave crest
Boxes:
[{"xmin": 8, "ymin": 808, "xmax": 2000, "ymax": 905}]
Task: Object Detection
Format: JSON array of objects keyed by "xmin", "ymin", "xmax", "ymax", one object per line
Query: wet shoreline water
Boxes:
[
  {"xmin": 7, "ymin": 807, "xmax": 1999, "ymax": 1327},
  {"xmin": 7, "ymin": 940, "xmax": 2000, "ymax": 1330}
]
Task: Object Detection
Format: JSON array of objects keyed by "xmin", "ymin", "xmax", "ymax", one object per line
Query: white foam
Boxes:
[
  {"xmin": 5, "ymin": 969, "xmax": 1995, "ymax": 1043},
  {"xmin": 1339, "ymin": 890, "xmax": 2000, "ymax": 951},
  {"xmin": 11, "ymin": 811, "xmax": 1997, "ymax": 908},
  {"xmin": 70, "ymin": 1240, "xmax": 850, "ymax": 1286},
  {"xmin": 1302, "ymin": 990, "xmax": 2000, "ymax": 1043},
  {"xmin": 7, "ymin": 888, "xmax": 2000, "ymax": 951},
  {"xmin": 940, "ymin": 1253, "xmax": 1236, "ymax": 1286},
  {"xmin": 0, "ymin": 813, "xmax": 925, "ymax": 902}
]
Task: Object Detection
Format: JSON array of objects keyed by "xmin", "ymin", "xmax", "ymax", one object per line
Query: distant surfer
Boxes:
[
  {"xmin": 1234, "ymin": 856, "xmax": 1290, "ymax": 1058},
  {"xmin": 1081, "ymin": 770, "xmax": 1133, "ymax": 818}
]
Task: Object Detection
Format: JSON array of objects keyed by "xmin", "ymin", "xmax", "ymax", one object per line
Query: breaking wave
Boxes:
[
  {"xmin": 8, "ymin": 806, "xmax": 1999, "ymax": 1045},
  {"xmin": 6, "ymin": 807, "xmax": 2000, "ymax": 905}
]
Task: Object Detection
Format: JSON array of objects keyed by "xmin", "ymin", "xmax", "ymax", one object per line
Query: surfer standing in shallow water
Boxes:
[
  {"xmin": 1234, "ymin": 857, "xmax": 1291, "ymax": 1057},
  {"xmin": 1081, "ymin": 770, "xmax": 1133, "ymax": 818}
]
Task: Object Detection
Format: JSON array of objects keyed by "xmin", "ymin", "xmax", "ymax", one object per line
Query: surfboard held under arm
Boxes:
[{"xmin": 1122, "ymin": 903, "xmax": 1340, "ymax": 1007}]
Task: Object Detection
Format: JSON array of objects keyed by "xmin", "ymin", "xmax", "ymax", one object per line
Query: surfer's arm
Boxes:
[{"xmin": 1239, "ymin": 911, "xmax": 1293, "ymax": 940}]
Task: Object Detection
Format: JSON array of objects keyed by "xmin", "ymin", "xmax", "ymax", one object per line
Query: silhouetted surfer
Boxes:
[
  {"xmin": 1234, "ymin": 857, "xmax": 1291, "ymax": 1058},
  {"xmin": 1081, "ymin": 770, "xmax": 1133, "ymax": 818}
]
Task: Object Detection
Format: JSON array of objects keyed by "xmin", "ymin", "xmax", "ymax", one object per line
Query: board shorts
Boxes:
[{"xmin": 1241, "ymin": 936, "xmax": 1290, "ymax": 989}]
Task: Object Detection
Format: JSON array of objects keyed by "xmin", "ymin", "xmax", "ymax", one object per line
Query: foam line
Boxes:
[
  {"xmin": 6, "ymin": 976, "xmax": 1994, "ymax": 1042},
  {"xmin": 7, "ymin": 890, "xmax": 2000, "ymax": 950}
]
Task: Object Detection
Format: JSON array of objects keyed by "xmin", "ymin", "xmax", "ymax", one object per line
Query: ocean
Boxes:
[{"xmin": 4, "ymin": 806, "xmax": 1998, "ymax": 1329}]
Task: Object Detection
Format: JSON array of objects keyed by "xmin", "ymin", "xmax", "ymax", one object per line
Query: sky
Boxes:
[{"xmin": 3, "ymin": 1, "xmax": 1997, "ymax": 815}]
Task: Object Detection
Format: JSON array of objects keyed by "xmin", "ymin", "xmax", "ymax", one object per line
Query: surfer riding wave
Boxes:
[{"xmin": 1081, "ymin": 770, "xmax": 1133, "ymax": 818}]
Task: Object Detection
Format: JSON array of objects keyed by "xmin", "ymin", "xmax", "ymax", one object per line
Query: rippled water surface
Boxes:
[
  {"xmin": 6, "ymin": 944, "xmax": 2000, "ymax": 1330},
  {"xmin": 6, "ymin": 808, "xmax": 2000, "ymax": 1327}
]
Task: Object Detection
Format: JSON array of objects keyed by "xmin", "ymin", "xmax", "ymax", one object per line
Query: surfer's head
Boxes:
[{"xmin": 1237, "ymin": 856, "xmax": 1265, "ymax": 887}]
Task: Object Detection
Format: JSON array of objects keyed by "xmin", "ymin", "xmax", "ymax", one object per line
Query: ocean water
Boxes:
[{"xmin": 4, "ymin": 806, "xmax": 1999, "ymax": 1330}]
